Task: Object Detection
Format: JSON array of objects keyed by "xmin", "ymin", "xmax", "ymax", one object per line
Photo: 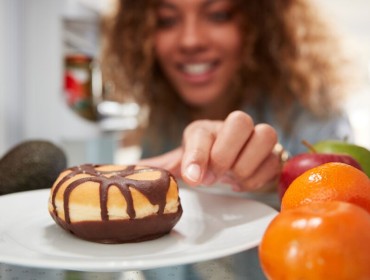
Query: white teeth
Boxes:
[{"xmin": 183, "ymin": 63, "xmax": 212, "ymax": 75}]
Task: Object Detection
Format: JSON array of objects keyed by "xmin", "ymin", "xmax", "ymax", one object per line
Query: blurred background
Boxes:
[{"xmin": 0, "ymin": 0, "xmax": 369, "ymax": 166}]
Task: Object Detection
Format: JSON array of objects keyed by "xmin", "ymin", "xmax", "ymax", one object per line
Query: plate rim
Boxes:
[{"xmin": 0, "ymin": 188, "xmax": 277, "ymax": 271}]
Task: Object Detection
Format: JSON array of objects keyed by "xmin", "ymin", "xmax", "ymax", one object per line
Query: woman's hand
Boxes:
[{"xmin": 139, "ymin": 111, "xmax": 282, "ymax": 191}]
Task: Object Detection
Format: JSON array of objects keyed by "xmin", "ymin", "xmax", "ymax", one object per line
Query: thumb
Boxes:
[{"xmin": 138, "ymin": 147, "xmax": 183, "ymax": 177}]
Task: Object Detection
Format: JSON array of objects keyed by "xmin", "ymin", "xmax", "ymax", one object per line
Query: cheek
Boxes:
[
  {"xmin": 214, "ymin": 28, "xmax": 243, "ymax": 60},
  {"xmin": 205, "ymin": 29, "xmax": 243, "ymax": 86},
  {"xmin": 154, "ymin": 33, "xmax": 173, "ymax": 65}
]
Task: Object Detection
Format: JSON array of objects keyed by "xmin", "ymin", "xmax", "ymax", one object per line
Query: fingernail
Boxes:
[
  {"xmin": 185, "ymin": 164, "xmax": 201, "ymax": 182},
  {"xmin": 203, "ymin": 170, "xmax": 216, "ymax": 185}
]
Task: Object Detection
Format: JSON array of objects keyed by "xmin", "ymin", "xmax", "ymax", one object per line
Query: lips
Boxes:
[{"xmin": 177, "ymin": 61, "xmax": 218, "ymax": 84}]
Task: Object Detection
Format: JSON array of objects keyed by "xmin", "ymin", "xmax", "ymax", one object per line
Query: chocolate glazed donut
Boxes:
[{"xmin": 48, "ymin": 164, "xmax": 183, "ymax": 243}]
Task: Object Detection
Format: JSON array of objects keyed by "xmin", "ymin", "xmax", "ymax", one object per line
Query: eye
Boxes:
[
  {"xmin": 208, "ymin": 10, "xmax": 233, "ymax": 23},
  {"xmin": 157, "ymin": 16, "xmax": 178, "ymax": 29}
]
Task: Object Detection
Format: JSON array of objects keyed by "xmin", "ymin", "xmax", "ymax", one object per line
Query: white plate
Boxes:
[{"xmin": 0, "ymin": 188, "xmax": 277, "ymax": 272}]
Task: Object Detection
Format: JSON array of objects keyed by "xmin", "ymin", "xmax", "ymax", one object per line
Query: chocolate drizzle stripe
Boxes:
[
  {"xmin": 100, "ymin": 181, "xmax": 109, "ymax": 221},
  {"xmin": 64, "ymin": 177, "xmax": 102, "ymax": 223},
  {"xmin": 51, "ymin": 166, "xmax": 98, "ymax": 217},
  {"xmin": 117, "ymin": 184, "xmax": 136, "ymax": 219},
  {"xmin": 51, "ymin": 164, "xmax": 172, "ymax": 224}
]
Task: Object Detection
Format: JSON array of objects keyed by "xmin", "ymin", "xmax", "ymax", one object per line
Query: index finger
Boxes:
[{"xmin": 181, "ymin": 120, "xmax": 222, "ymax": 186}]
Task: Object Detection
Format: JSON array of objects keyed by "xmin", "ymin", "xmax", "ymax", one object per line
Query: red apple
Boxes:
[{"xmin": 278, "ymin": 153, "xmax": 363, "ymax": 200}]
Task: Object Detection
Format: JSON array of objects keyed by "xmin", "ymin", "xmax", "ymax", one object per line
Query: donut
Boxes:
[{"xmin": 48, "ymin": 164, "xmax": 183, "ymax": 243}]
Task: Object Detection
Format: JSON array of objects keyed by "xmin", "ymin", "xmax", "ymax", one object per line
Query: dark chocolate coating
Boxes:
[
  {"xmin": 51, "ymin": 209, "xmax": 182, "ymax": 243},
  {"xmin": 49, "ymin": 164, "xmax": 182, "ymax": 243}
]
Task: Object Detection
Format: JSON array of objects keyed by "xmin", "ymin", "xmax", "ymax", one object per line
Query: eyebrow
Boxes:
[
  {"xmin": 204, "ymin": 0, "xmax": 231, "ymax": 6},
  {"xmin": 158, "ymin": 0, "xmax": 229, "ymax": 9}
]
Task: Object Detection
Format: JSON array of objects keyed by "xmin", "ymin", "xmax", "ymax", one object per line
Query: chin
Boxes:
[{"xmin": 179, "ymin": 88, "xmax": 226, "ymax": 108}]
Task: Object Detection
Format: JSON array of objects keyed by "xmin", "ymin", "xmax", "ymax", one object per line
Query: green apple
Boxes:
[{"xmin": 313, "ymin": 140, "xmax": 370, "ymax": 177}]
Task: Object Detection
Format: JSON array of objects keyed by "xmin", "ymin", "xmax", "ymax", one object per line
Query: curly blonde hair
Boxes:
[{"xmin": 101, "ymin": 0, "xmax": 353, "ymax": 134}]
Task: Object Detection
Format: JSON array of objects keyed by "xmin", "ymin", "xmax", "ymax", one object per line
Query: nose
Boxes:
[{"xmin": 178, "ymin": 17, "xmax": 206, "ymax": 53}]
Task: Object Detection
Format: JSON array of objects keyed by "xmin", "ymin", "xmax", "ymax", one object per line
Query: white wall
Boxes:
[
  {"xmin": 0, "ymin": 0, "xmax": 6, "ymax": 155},
  {"xmin": 0, "ymin": 0, "xmax": 24, "ymax": 155},
  {"xmin": 0, "ymin": 0, "xmax": 102, "ymax": 157},
  {"xmin": 318, "ymin": 0, "xmax": 370, "ymax": 149},
  {"xmin": 22, "ymin": 0, "xmax": 101, "ymax": 143}
]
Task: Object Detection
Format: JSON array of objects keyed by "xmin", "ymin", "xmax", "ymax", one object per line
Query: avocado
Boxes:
[{"xmin": 0, "ymin": 140, "xmax": 67, "ymax": 195}]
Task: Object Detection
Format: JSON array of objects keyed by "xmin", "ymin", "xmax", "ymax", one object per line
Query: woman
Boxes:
[
  {"xmin": 99, "ymin": 1, "xmax": 355, "ymax": 279},
  {"xmin": 101, "ymin": 0, "xmax": 354, "ymax": 192}
]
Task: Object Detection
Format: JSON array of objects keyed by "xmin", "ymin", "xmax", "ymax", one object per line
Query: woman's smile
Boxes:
[{"xmin": 177, "ymin": 61, "xmax": 219, "ymax": 84}]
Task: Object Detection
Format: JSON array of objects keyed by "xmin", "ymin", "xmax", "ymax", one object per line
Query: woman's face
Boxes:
[{"xmin": 154, "ymin": 0, "xmax": 243, "ymax": 108}]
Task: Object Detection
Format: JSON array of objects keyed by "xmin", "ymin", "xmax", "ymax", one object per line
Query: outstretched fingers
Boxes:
[{"xmin": 140, "ymin": 110, "xmax": 281, "ymax": 192}]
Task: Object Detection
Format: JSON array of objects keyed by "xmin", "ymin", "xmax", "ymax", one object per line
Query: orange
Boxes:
[
  {"xmin": 281, "ymin": 162, "xmax": 370, "ymax": 213},
  {"xmin": 259, "ymin": 201, "xmax": 370, "ymax": 280}
]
